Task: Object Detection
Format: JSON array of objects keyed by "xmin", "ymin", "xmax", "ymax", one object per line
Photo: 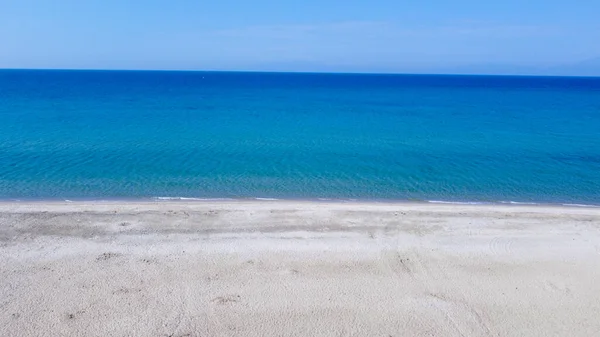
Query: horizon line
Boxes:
[{"xmin": 1, "ymin": 67, "xmax": 600, "ymax": 79}]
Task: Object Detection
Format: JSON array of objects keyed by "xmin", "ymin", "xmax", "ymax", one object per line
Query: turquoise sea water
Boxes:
[{"xmin": 1, "ymin": 70, "xmax": 599, "ymax": 204}]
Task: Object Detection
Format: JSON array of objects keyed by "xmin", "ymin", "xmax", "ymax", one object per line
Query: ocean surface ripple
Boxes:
[{"xmin": 1, "ymin": 70, "xmax": 599, "ymax": 204}]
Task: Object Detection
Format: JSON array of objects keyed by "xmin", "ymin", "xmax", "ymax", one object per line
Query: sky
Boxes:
[{"xmin": 1, "ymin": 0, "xmax": 600, "ymax": 75}]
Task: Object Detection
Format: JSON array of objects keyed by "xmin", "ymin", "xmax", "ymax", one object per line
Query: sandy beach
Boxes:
[{"xmin": 1, "ymin": 201, "xmax": 599, "ymax": 336}]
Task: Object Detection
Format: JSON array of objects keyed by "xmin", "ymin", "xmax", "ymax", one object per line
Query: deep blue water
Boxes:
[{"xmin": 1, "ymin": 69, "xmax": 599, "ymax": 203}]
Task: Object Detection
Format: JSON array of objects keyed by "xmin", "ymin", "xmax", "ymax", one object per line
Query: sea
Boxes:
[{"xmin": 1, "ymin": 69, "xmax": 599, "ymax": 205}]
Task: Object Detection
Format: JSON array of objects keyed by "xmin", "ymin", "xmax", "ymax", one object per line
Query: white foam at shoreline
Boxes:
[
  {"xmin": 562, "ymin": 203, "xmax": 600, "ymax": 208},
  {"xmin": 2, "ymin": 197, "xmax": 596, "ymax": 208},
  {"xmin": 154, "ymin": 197, "xmax": 235, "ymax": 201},
  {"xmin": 428, "ymin": 200, "xmax": 486, "ymax": 205}
]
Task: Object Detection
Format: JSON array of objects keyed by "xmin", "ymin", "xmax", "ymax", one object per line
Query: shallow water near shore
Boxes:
[{"xmin": 1, "ymin": 70, "xmax": 599, "ymax": 203}]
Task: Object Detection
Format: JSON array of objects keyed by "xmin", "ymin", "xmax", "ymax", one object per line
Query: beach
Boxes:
[{"xmin": 1, "ymin": 201, "xmax": 600, "ymax": 336}]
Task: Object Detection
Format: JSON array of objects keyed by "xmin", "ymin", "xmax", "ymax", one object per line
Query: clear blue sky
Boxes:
[{"xmin": 2, "ymin": 0, "xmax": 600, "ymax": 75}]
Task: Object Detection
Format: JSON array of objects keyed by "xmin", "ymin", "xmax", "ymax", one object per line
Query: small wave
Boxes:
[
  {"xmin": 562, "ymin": 203, "xmax": 600, "ymax": 208},
  {"xmin": 154, "ymin": 197, "xmax": 234, "ymax": 201},
  {"xmin": 428, "ymin": 200, "xmax": 486, "ymax": 205},
  {"xmin": 254, "ymin": 198, "xmax": 279, "ymax": 201},
  {"xmin": 499, "ymin": 201, "xmax": 539, "ymax": 205}
]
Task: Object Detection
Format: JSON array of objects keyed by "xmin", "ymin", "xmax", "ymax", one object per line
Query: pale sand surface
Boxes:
[{"xmin": 1, "ymin": 201, "xmax": 600, "ymax": 337}]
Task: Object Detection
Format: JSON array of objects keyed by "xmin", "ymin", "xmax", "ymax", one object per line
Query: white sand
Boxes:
[{"xmin": 1, "ymin": 201, "xmax": 599, "ymax": 336}]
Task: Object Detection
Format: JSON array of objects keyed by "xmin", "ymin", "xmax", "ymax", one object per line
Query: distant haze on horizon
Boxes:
[{"xmin": 2, "ymin": 0, "xmax": 600, "ymax": 76}]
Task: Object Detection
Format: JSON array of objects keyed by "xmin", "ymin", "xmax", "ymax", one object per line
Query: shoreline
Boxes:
[{"xmin": 0, "ymin": 196, "xmax": 599, "ymax": 208}]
